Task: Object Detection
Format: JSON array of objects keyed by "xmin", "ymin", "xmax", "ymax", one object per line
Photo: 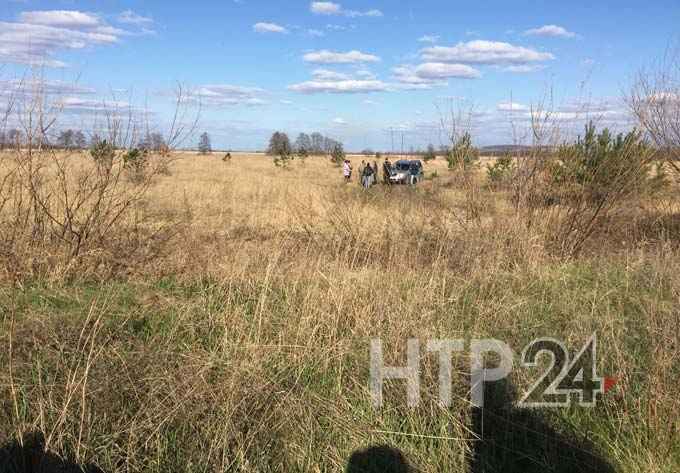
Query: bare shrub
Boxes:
[
  {"xmin": 0, "ymin": 75, "xmax": 199, "ymax": 283},
  {"xmin": 436, "ymin": 99, "xmax": 479, "ymax": 173},
  {"xmin": 0, "ymin": 144, "xmax": 179, "ymax": 283},
  {"xmin": 629, "ymin": 50, "xmax": 680, "ymax": 175},
  {"xmin": 433, "ymin": 99, "xmax": 487, "ymax": 226}
]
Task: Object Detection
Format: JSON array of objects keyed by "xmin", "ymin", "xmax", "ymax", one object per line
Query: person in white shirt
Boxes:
[{"xmin": 343, "ymin": 160, "xmax": 352, "ymax": 182}]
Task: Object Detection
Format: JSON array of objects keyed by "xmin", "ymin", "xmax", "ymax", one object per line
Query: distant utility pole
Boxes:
[{"xmin": 389, "ymin": 128, "xmax": 394, "ymax": 156}]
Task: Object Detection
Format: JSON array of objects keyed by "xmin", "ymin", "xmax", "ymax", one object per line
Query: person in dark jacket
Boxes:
[
  {"xmin": 383, "ymin": 157, "xmax": 392, "ymax": 184},
  {"xmin": 362, "ymin": 162, "xmax": 374, "ymax": 189}
]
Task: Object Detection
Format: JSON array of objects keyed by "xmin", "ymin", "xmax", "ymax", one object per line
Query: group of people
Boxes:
[{"xmin": 343, "ymin": 157, "xmax": 394, "ymax": 189}]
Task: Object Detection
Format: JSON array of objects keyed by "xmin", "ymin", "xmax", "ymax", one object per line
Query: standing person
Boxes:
[
  {"xmin": 383, "ymin": 157, "xmax": 392, "ymax": 184},
  {"xmin": 408, "ymin": 161, "xmax": 421, "ymax": 185},
  {"xmin": 362, "ymin": 162, "xmax": 374, "ymax": 189},
  {"xmin": 343, "ymin": 159, "xmax": 352, "ymax": 182},
  {"xmin": 358, "ymin": 160, "xmax": 366, "ymax": 186},
  {"xmin": 372, "ymin": 161, "xmax": 379, "ymax": 186}
]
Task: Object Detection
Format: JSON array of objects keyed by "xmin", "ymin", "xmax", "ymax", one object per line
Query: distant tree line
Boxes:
[
  {"xmin": 293, "ymin": 132, "xmax": 343, "ymax": 156},
  {"xmin": 0, "ymin": 129, "xmax": 24, "ymax": 149},
  {"xmin": 138, "ymin": 132, "xmax": 168, "ymax": 152},
  {"xmin": 266, "ymin": 131, "xmax": 346, "ymax": 166},
  {"xmin": 266, "ymin": 131, "xmax": 343, "ymax": 157},
  {"xmin": 0, "ymin": 129, "xmax": 91, "ymax": 150},
  {"xmin": 0, "ymin": 128, "xmax": 170, "ymax": 152}
]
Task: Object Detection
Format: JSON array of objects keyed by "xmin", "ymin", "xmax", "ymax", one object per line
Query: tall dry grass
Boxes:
[{"xmin": 0, "ymin": 151, "xmax": 679, "ymax": 472}]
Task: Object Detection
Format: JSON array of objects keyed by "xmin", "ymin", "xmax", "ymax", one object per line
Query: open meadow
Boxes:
[
  {"xmin": 0, "ymin": 147, "xmax": 678, "ymax": 472},
  {"xmin": 3, "ymin": 1, "xmax": 680, "ymax": 470}
]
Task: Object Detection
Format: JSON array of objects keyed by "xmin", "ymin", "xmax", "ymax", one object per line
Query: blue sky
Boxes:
[{"xmin": 1, "ymin": 0, "xmax": 679, "ymax": 150}]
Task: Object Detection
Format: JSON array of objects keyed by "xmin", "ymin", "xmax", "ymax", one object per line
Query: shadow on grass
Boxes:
[
  {"xmin": 346, "ymin": 379, "xmax": 615, "ymax": 473},
  {"xmin": 4, "ymin": 381, "xmax": 615, "ymax": 473},
  {"xmin": 0, "ymin": 432, "xmax": 104, "ymax": 473},
  {"xmin": 470, "ymin": 379, "xmax": 616, "ymax": 473},
  {"xmin": 346, "ymin": 445, "xmax": 414, "ymax": 473}
]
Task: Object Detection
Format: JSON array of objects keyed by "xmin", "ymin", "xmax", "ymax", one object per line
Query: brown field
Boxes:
[{"xmin": 0, "ymin": 150, "xmax": 679, "ymax": 472}]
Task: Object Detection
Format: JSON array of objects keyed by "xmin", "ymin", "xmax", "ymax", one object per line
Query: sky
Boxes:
[{"xmin": 1, "ymin": 0, "xmax": 679, "ymax": 151}]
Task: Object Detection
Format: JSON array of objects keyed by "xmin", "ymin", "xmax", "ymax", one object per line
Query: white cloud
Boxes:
[
  {"xmin": 311, "ymin": 2, "xmax": 342, "ymax": 15},
  {"xmin": 117, "ymin": 10, "xmax": 154, "ymax": 26},
  {"xmin": 497, "ymin": 101, "xmax": 529, "ymax": 112},
  {"xmin": 556, "ymin": 99, "xmax": 622, "ymax": 114},
  {"xmin": 307, "ymin": 29, "xmax": 325, "ymax": 37},
  {"xmin": 312, "ymin": 69, "xmax": 351, "ymax": 81},
  {"xmin": 303, "ymin": 49, "xmax": 380, "ymax": 64},
  {"xmin": 189, "ymin": 85, "xmax": 269, "ymax": 106},
  {"xmin": 253, "ymin": 22, "xmax": 288, "ymax": 34},
  {"xmin": 363, "ymin": 99, "xmax": 378, "ymax": 105},
  {"xmin": 391, "ymin": 63, "xmax": 480, "ymax": 87},
  {"xmin": 646, "ymin": 92, "xmax": 680, "ymax": 104},
  {"xmin": 326, "ymin": 24, "xmax": 353, "ymax": 31},
  {"xmin": 0, "ymin": 10, "xmax": 149, "ymax": 67},
  {"xmin": 55, "ymin": 96, "xmax": 131, "ymax": 111},
  {"xmin": 0, "ymin": 21, "xmax": 116, "ymax": 67},
  {"xmin": 548, "ymin": 109, "xmax": 631, "ymax": 123},
  {"xmin": 392, "ymin": 65, "xmax": 447, "ymax": 88},
  {"xmin": 346, "ymin": 9, "xmax": 383, "ymax": 18},
  {"xmin": 355, "ymin": 69, "xmax": 377, "ymax": 79},
  {"xmin": 421, "ymin": 40, "xmax": 554, "ymax": 65},
  {"xmin": 332, "ymin": 117, "xmax": 347, "ymax": 125},
  {"xmin": 414, "ymin": 62, "xmax": 481, "ymax": 79},
  {"xmin": 288, "ymin": 79, "xmax": 389, "ymax": 94},
  {"xmin": 310, "ymin": 2, "xmax": 383, "ymax": 17},
  {"xmin": 524, "ymin": 25, "xmax": 577, "ymax": 39},
  {"xmin": 492, "ymin": 98, "xmax": 633, "ymax": 132},
  {"xmin": 0, "ymin": 78, "xmax": 96, "ymax": 97},
  {"xmin": 418, "ymin": 35, "xmax": 439, "ymax": 43},
  {"xmin": 19, "ymin": 10, "xmax": 101, "ymax": 28},
  {"xmin": 504, "ymin": 64, "xmax": 546, "ymax": 73},
  {"xmin": 290, "ymin": 68, "xmax": 390, "ymax": 94}
]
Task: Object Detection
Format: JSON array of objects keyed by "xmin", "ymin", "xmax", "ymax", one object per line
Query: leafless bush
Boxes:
[
  {"xmin": 629, "ymin": 49, "xmax": 680, "ymax": 175},
  {"xmin": 509, "ymin": 91, "xmax": 563, "ymax": 217},
  {"xmin": 0, "ymin": 74, "xmax": 199, "ymax": 283},
  {"xmin": 436, "ymin": 99, "xmax": 479, "ymax": 171},
  {"xmin": 435, "ymin": 99, "xmax": 486, "ymax": 225}
]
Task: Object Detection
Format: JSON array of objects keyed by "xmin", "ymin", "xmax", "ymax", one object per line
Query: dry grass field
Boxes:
[{"xmin": 0, "ymin": 150, "xmax": 679, "ymax": 472}]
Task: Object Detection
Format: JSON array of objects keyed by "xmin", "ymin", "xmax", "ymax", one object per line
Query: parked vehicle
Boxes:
[{"xmin": 389, "ymin": 160, "xmax": 424, "ymax": 184}]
